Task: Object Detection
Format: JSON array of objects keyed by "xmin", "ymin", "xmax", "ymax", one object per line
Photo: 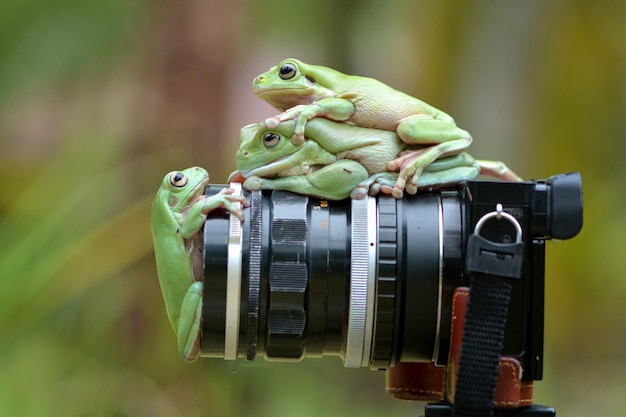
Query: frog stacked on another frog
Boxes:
[
  {"xmin": 231, "ymin": 58, "xmax": 520, "ymax": 200},
  {"xmin": 234, "ymin": 118, "xmax": 493, "ymax": 200}
]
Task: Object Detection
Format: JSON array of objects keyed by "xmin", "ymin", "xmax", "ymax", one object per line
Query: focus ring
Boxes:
[
  {"xmin": 371, "ymin": 195, "xmax": 398, "ymax": 369},
  {"xmin": 265, "ymin": 191, "xmax": 308, "ymax": 360}
]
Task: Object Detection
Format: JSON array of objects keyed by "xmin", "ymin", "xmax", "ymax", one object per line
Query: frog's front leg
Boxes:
[
  {"xmin": 388, "ymin": 117, "xmax": 473, "ymax": 197},
  {"xmin": 265, "ymin": 98, "xmax": 355, "ymax": 145},
  {"xmin": 244, "ymin": 160, "xmax": 368, "ymax": 200},
  {"xmin": 178, "ymin": 281, "xmax": 203, "ymax": 362},
  {"xmin": 180, "ymin": 189, "xmax": 249, "ymax": 238}
]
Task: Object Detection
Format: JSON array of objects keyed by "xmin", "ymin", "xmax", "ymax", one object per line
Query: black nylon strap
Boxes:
[{"xmin": 453, "ymin": 274, "xmax": 514, "ymax": 417}]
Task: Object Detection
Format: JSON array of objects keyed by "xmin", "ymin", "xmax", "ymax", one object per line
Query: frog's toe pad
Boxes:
[
  {"xmin": 291, "ymin": 133, "xmax": 306, "ymax": 146},
  {"xmin": 350, "ymin": 186, "xmax": 368, "ymax": 200},
  {"xmin": 392, "ymin": 187, "xmax": 404, "ymax": 199},
  {"xmin": 404, "ymin": 183, "xmax": 418, "ymax": 195},
  {"xmin": 264, "ymin": 117, "xmax": 280, "ymax": 129},
  {"xmin": 243, "ymin": 176, "xmax": 263, "ymax": 191}
]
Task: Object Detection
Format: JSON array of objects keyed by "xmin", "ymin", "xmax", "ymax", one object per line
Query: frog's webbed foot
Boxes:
[
  {"xmin": 390, "ymin": 123, "xmax": 474, "ymax": 195},
  {"xmin": 211, "ymin": 188, "xmax": 250, "ymax": 221},
  {"xmin": 264, "ymin": 104, "xmax": 323, "ymax": 146},
  {"xmin": 181, "ymin": 189, "xmax": 249, "ymax": 238},
  {"xmin": 388, "ymin": 151, "xmax": 483, "ymax": 197},
  {"xmin": 351, "ymin": 172, "xmax": 398, "ymax": 199},
  {"xmin": 387, "ymin": 148, "xmax": 430, "ymax": 198}
]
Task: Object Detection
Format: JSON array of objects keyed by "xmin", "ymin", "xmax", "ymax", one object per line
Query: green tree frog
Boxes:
[
  {"xmin": 234, "ymin": 118, "xmax": 516, "ymax": 200},
  {"xmin": 151, "ymin": 166, "xmax": 248, "ymax": 362},
  {"xmin": 253, "ymin": 58, "xmax": 480, "ymax": 197}
]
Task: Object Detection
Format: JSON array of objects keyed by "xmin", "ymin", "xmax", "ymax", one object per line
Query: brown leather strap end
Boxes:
[
  {"xmin": 446, "ymin": 287, "xmax": 534, "ymax": 409},
  {"xmin": 386, "ymin": 362, "xmax": 445, "ymax": 401},
  {"xmin": 385, "ymin": 287, "xmax": 534, "ymax": 407}
]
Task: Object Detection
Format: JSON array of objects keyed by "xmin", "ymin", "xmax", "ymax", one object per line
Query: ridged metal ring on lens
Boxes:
[
  {"xmin": 265, "ymin": 191, "xmax": 308, "ymax": 360},
  {"xmin": 371, "ymin": 195, "xmax": 398, "ymax": 369},
  {"xmin": 345, "ymin": 196, "xmax": 377, "ymax": 368},
  {"xmin": 245, "ymin": 189, "xmax": 262, "ymax": 361}
]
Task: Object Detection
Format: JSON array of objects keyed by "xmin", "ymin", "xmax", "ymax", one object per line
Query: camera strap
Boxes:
[{"xmin": 454, "ymin": 204, "xmax": 524, "ymax": 417}]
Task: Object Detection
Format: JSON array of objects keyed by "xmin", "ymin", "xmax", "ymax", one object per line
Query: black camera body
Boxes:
[{"xmin": 200, "ymin": 173, "xmax": 582, "ymax": 384}]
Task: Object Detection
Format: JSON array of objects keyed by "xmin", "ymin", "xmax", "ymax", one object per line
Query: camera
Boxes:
[{"xmin": 200, "ymin": 173, "xmax": 582, "ymax": 382}]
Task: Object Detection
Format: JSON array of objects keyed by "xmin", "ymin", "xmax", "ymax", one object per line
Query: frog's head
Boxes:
[
  {"xmin": 237, "ymin": 121, "xmax": 303, "ymax": 177},
  {"xmin": 238, "ymin": 120, "xmax": 331, "ymax": 180},
  {"xmin": 252, "ymin": 58, "xmax": 334, "ymax": 110},
  {"xmin": 155, "ymin": 166, "xmax": 210, "ymax": 220}
]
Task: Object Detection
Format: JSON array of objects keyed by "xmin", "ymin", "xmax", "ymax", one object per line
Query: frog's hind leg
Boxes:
[
  {"xmin": 353, "ymin": 153, "xmax": 481, "ymax": 199},
  {"xmin": 477, "ymin": 160, "xmax": 522, "ymax": 181},
  {"xmin": 351, "ymin": 172, "xmax": 398, "ymax": 199},
  {"xmin": 178, "ymin": 281, "xmax": 203, "ymax": 362},
  {"xmin": 405, "ymin": 152, "xmax": 479, "ymax": 191},
  {"xmin": 416, "ymin": 165, "xmax": 480, "ymax": 191},
  {"xmin": 385, "ymin": 152, "xmax": 478, "ymax": 197},
  {"xmin": 389, "ymin": 121, "xmax": 473, "ymax": 197}
]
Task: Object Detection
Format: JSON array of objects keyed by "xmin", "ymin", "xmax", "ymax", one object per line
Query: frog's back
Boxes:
[{"xmin": 337, "ymin": 75, "xmax": 452, "ymax": 128}]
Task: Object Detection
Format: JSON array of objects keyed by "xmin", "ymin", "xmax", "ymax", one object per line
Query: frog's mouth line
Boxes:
[{"xmin": 253, "ymin": 86, "xmax": 311, "ymax": 94}]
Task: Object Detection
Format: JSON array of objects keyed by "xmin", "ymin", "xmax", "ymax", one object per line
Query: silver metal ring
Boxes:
[
  {"xmin": 345, "ymin": 196, "xmax": 377, "ymax": 368},
  {"xmin": 474, "ymin": 203, "xmax": 523, "ymax": 242},
  {"xmin": 224, "ymin": 183, "xmax": 243, "ymax": 360}
]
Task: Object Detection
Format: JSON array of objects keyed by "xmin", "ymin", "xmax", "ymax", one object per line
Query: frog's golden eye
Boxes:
[
  {"xmin": 263, "ymin": 132, "xmax": 281, "ymax": 148},
  {"xmin": 170, "ymin": 172, "xmax": 188, "ymax": 187},
  {"xmin": 279, "ymin": 63, "xmax": 297, "ymax": 80}
]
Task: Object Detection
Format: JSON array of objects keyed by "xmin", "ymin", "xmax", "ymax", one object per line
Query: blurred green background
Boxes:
[{"xmin": 0, "ymin": 1, "xmax": 624, "ymax": 416}]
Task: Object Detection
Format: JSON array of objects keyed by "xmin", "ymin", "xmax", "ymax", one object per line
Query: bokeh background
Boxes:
[{"xmin": 1, "ymin": 1, "xmax": 624, "ymax": 416}]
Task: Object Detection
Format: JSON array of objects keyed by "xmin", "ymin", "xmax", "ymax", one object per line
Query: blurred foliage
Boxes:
[
  {"xmin": 0, "ymin": 1, "xmax": 625, "ymax": 416},
  {"xmin": 0, "ymin": 0, "xmax": 144, "ymax": 104}
]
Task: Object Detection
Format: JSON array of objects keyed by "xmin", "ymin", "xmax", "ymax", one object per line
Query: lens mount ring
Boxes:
[
  {"xmin": 224, "ymin": 183, "xmax": 243, "ymax": 360},
  {"xmin": 345, "ymin": 196, "xmax": 377, "ymax": 368}
]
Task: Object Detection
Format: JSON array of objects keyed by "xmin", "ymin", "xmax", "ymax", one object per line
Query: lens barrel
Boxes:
[{"xmin": 200, "ymin": 173, "xmax": 583, "ymax": 375}]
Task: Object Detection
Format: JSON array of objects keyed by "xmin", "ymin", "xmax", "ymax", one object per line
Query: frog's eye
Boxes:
[
  {"xmin": 170, "ymin": 172, "xmax": 188, "ymax": 187},
  {"xmin": 279, "ymin": 63, "xmax": 297, "ymax": 80},
  {"xmin": 263, "ymin": 132, "xmax": 281, "ymax": 149}
]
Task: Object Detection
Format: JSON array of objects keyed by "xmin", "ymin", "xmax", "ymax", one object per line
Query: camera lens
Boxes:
[
  {"xmin": 199, "ymin": 173, "xmax": 583, "ymax": 373},
  {"xmin": 200, "ymin": 185, "xmax": 466, "ymax": 369}
]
